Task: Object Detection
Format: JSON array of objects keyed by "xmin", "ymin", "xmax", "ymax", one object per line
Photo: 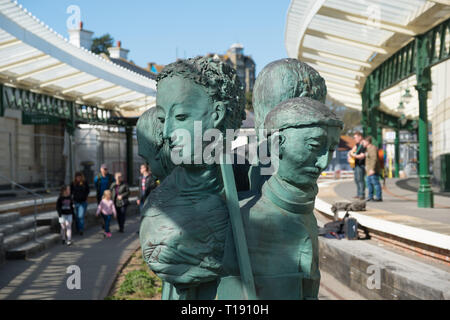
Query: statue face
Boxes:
[
  {"xmin": 156, "ymin": 75, "xmax": 221, "ymax": 165},
  {"xmin": 137, "ymin": 131, "xmax": 166, "ymax": 179},
  {"xmin": 136, "ymin": 107, "xmax": 170, "ymax": 180},
  {"xmin": 277, "ymin": 125, "xmax": 340, "ymax": 187}
]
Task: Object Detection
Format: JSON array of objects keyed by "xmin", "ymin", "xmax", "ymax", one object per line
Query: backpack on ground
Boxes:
[{"xmin": 319, "ymin": 212, "xmax": 359, "ymax": 240}]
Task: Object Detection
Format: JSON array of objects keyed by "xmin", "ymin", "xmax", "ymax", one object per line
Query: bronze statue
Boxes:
[
  {"xmin": 219, "ymin": 97, "xmax": 342, "ymax": 299},
  {"xmin": 139, "ymin": 56, "xmax": 246, "ymax": 299},
  {"xmin": 138, "ymin": 57, "xmax": 343, "ymax": 300},
  {"xmin": 136, "ymin": 107, "xmax": 173, "ymax": 180}
]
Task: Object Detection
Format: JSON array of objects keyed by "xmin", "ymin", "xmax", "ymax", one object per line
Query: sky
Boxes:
[{"xmin": 18, "ymin": 0, "xmax": 291, "ymax": 75}]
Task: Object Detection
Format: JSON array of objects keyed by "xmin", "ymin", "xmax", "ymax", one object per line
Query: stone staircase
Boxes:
[
  {"xmin": 0, "ymin": 211, "xmax": 60, "ymax": 260},
  {"xmin": 0, "ymin": 189, "xmax": 139, "ymax": 264}
]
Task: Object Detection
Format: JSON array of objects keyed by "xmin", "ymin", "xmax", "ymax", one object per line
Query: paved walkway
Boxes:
[
  {"xmin": 318, "ymin": 177, "xmax": 450, "ymax": 236},
  {"xmin": 0, "ymin": 214, "xmax": 141, "ymax": 300}
]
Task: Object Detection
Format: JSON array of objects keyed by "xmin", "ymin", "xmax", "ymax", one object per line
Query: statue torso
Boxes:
[
  {"xmin": 219, "ymin": 175, "xmax": 320, "ymax": 299},
  {"xmin": 140, "ymin": 166, "xmax": 231, "ymax": 286}
]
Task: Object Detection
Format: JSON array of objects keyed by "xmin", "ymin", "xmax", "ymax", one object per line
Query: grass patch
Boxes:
[
  {"xmin": 118, "ymin": 270, "xmax": 159, "ymax": 297},
  {"xmin": 105, "ymin": 248, "xmax": 162, "ymax": 300}
]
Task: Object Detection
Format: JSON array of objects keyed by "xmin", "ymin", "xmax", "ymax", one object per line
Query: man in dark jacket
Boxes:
[
  {"xmin": 137, "ymin": 164, "xmax": 157, "ymax": 211},
  {"xmin": 110, "ymin": 172, "xmax": 130, "ymax": 233},
  {"xmin": 94, "ymin": 164, "xmax": 114, "ymax": 203}
]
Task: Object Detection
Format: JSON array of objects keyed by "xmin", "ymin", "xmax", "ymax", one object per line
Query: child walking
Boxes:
[
  {"xmin": 96, "ymin": 190, "xmax": 117, "ymax": 238},
  {"xmin": 56, "ymin": 185, "xmax": 74, "ymax": 246}
]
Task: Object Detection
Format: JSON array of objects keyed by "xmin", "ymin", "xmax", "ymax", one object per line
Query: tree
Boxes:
[
  {"xmin": 341, "ymin": 108, "xmax": 362, "ymax": 135},
  {"xmin": 91, "ymin": 34, "xmax": 114, "ymax": 56},
  {"xmin": 326, "ymin": 98, "xmax": 362, "ymax": 135}
]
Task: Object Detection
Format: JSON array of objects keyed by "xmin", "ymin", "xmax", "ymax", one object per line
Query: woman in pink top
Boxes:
[{"xmin": 96, "ymin": 190, "xmax": 117, "ymax": 237}]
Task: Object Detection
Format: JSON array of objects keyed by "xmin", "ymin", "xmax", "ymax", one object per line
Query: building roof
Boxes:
[
  {"xmin": 108, "ymin": 57, "xmax": 157, "ymax": 80},
  {"xmin": 0, "ymin": 0, "xmax": 156, "ymax": 117},
  {"xmin": 284, "ymin": 0, "xmax": 450, "ymax": 113},
  {"xmin": 230, "ymin": 43, "xmax": 244, "ymax": 49},
  {"xmin": 150, "ymin": 64, "xmax": 165, "ymax": 73}
]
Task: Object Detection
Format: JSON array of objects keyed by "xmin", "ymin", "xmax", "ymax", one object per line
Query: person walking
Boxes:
[
  {"xmin": 363, "ymin": 136, "xmax": 383, "ymax": 202},
  {"xmin": 96, "ymin": 190, "xmax": 117, "ymax": 238},
  {"xmin": 70, "ymin": 172, "xmax": 90, "ymax": 236},
  {"xmin": 94, "ymin": 164, "xmax": 114, "ymax": 204},
  {"xmin": 348, "ymin": 131, "xmax": 366, "ymax": 200},
  {"xmin": 56, "ymin": 185, "xmax": 74, "ymax": 246},
  {"xmin": 110, "ymin": 172, "xmax": 130, "ymax": 233},
  {"xmin": 137, "ymin": 164, "xmax": 157, "ymax": 212}
]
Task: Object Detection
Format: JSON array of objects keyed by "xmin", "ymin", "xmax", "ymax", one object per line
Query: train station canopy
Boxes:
[
  {"xmin": 0, "ymin": 0, "xmax": 157, "ymax": 118},
  {"xmin": 285, "ymin": 0, "xmax": 450, "ymax": 115}
]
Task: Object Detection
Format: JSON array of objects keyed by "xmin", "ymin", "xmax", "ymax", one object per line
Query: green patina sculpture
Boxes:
[
  {"xmin": 136, "ymin": 107, "xmax": 173, "ymax": 180},
  {"xmin": 253, "ymin": 58, "xmax": 327, "ymax": 135},
  {"xmin": 218, "ymin": 97, "xmax": 342, "ymax": 299},
  {"xmin": 138, "ymin": 56, "xmax": 343, "ymax": 300},
  {"xmin": 139, "ymin": 56, "xmax": 246, "ymax": 299},
  {"xmin": 249, "ymin": 58, "xmax": 328, "ymax": 192}
]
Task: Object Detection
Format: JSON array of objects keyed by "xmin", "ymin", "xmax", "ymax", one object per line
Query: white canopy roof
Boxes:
[
  {"xmin": 0, "ymin": 0, "xmax": 157, "ymax": 117},
  {"xmin": 285, "ymin": 0, "xmax": 450, "ymax": 112}
]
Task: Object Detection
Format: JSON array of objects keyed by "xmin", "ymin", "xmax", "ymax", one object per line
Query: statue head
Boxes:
[
  {"xmin": 253, "ymin": 58, "xmax": 327, "ymax": 136},
  {"xmin": 136, "ymin": 107, "xmax": 173, "ymax": 180},
  {"xmin": 265, "ymin": 97, "xmax": 342, "ymax": 188},
  {"xmin": 156, "ymin": 56, "xmax": 245, "ymax": 166}
]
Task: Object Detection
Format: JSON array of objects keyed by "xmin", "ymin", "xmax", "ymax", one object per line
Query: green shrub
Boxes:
[{"xmin": 118, "ymin": 269, "xmax": 159, "ymax": 298}]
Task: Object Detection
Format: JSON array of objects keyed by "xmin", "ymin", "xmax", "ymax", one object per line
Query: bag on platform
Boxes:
[{"xmin": 319, "ymin": 212, "xmax": 359, "ymax": 240}]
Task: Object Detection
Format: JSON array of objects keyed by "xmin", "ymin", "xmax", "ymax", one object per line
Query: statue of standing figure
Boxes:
[
  {"xmin": 139, "ymin": 56, "xmax": 245, "ymax": 299},
  {"xmin": 219, "ymin": 97, "xmax": 342, "ymax": 299},
  {"xmin": 138, "ymin": 57, "xmax": 343, "ymax": 300}
]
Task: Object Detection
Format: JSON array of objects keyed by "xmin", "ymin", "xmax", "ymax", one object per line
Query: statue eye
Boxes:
[
  {"xmin": 158, "ymin": 117, "xmax": 165, "ymax": 124},
  {"xmin": 175, "ymin": 114, "xmax": 188, "ymax": 121},
  {"xmin": 308, "ymin": 141, "xmax": 321, "ymax": 149}
]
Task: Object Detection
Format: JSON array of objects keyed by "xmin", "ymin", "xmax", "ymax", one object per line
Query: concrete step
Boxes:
[
  {"xmin": 35, "ymin": 211, "xmax": 59, "ymax": 231},
  {"xmin": 0, "ymin": 211, "xmax": 20, "ymax": 224},
  {"xmin": 3, "ymin": 226, "xmax": 52, "ymax": 251},
  {"xmin": 0, "ymin": 216, "xmax": 35, "ymax": 237},
  {"xmin": 6, "ymin": 233, "xmax": 60, "ymax": 260},
  {"xmin": 318, "ymin": 236, "xmax": 450, "ymax": 300}
]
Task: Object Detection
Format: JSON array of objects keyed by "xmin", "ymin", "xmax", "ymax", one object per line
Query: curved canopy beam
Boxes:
[
  {"xmin": 285, "ymin": 0, "xmax": 450, "ymax": 111},
  {"xmin": 0, "ymin": 0, "xmax": 157, "ymax": 116}
]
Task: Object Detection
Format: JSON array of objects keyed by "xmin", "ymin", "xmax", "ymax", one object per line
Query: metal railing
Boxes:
[
  {"xmin": 0, "ymin": 173, "xmax": 44, "ymax": 241},
  {"xmin": 0, "ymin": 130, "xmax": 65, "ymax": 190}
]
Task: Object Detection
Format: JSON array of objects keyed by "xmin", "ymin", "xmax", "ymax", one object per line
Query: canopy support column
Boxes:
[
  {"xmin": 415, "ymin": 34, "xmax": 434, "ymax": 208},
  {"xmin": 126, "ymin": 126, "xmax": 134, "ymax": 185},
  {"xmin": 376, "ymin": 112, "xmax": 383, "ymax": 149},
  {"xmin": 394, "ymin": 128, "xmax": 400, "ymax": 178}
]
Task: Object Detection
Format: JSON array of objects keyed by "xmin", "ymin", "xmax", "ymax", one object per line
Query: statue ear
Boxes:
[
  {"xmin": 278, "ymin": 133, "xmax": 286, "ymax": 159},
  {"xmin": 213, "ymin": 102, "xmax": 226, "ymax": 128},
  {"xmin": 268, "ymin": 131, "xmax": 285, "ymax": 158}
]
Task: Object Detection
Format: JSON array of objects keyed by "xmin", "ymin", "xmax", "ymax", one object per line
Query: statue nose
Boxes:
[
  {"xmin": 316, "ymin": 152, "xmax": 330, "ymax": 171},
  {"xmin": 162, "ymin": 118, "xmax": 172, "ymax": 141}
]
